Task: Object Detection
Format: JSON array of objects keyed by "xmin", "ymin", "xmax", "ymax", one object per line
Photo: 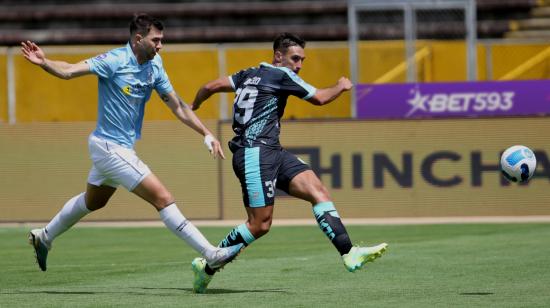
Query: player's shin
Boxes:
[
  {"xmin": 159, "ymin": 203, "xmax": 216, "ymax": 257},
  {"xmin": 204, "ymin": 223, "xmax": 256, "ymax": 275},
  {"xmin": 312, "ymin": 201, "xmax": 353, "ymax": 256},
  {"xmin": 44, "ymin": 192, "xmax": 91, "ymax": 244}
]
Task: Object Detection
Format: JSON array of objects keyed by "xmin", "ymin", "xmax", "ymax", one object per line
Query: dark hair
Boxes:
[
  {"xmin": 129, "ymin": 13, "xmax": 164, "ymax": 36},
  {"xmin": 273, "ymin": 33, "xmax": 306, "ymax": 53}
]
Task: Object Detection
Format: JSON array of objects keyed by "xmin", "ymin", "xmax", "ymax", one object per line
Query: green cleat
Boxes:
[
  {"xmin": 342, "ymin": 243, "xmax": 388, "ymax": 272},
  {"xmin": 28, "ymin": 228, "xmax": 51, "ymax": 272},
  {"xmin": 192, "ymin": 257, "xmax": 213, "ymax": 294}
]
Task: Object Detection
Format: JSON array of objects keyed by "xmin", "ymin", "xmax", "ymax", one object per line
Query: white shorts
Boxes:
[{"xmin": 87, "ymin": 134, "xmax": 151, "ymax": 191}]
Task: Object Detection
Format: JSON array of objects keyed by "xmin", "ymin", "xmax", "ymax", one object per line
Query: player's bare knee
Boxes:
[
  {"xmin": 153, "ymin": 191, "xmax": 174, "ymax": 208},
  {"xmin": 84, "ymin": 195, "xmax": 108, "ymax": 211},
  {"xmin": 301, "ymin": 181, "xmax": 329, "ymax": 200},
  {"xmin": 248, "ymin": 220, "xmax": 271, "ymax": 238},
  {"xmin": 253, "ymin": 227, "xmax": 270, "ymax": 238},
  {"xmin": 258, "ymin": 221, "xmax": 272, "ymax": 236},
  {"xmin": 310, "ymin": 184, "xmax": 331, "ymax": 204},
  {"xmin": 86, "ymin": 200, "xmax": 107, "ymax": 211}
]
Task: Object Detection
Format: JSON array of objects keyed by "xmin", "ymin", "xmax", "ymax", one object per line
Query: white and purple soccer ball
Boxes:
[{"xmin": 500, "ymin": 145, "xmax": 537, "ymax": 183}]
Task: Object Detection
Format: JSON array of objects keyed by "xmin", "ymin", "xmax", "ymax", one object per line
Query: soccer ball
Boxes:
[{"xmin": 500, "ymin": 145, "xmax": 537, "ymax": 183}]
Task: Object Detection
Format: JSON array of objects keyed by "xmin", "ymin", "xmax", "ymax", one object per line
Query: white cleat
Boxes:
[
  {"xmin": 205, "ymin": 243, "xmax": 244, "ymax": 269},
  {"xmin": 28, "ymin": 228, "xmax": 51, "ymax": 272}
]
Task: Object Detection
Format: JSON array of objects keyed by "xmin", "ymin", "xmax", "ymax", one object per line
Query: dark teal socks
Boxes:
[
  {"xmin": 219, "ymin": 223, "xmax": 256, "ymax": 248},
  {"xmin": 312, "ymin": 202, "xmax": 353, "ymax": 256},
  {"xmin": 205, "ymin": 223, "xmax": 255, "ymax": 275}
]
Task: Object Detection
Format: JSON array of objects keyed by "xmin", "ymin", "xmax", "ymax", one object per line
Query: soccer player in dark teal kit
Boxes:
[{"xmin": 191, "ymin": 33, "xmax": 387, "ymax": 293}]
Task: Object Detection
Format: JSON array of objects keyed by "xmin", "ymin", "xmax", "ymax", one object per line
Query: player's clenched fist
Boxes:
[{"xmin": 338, "ymin": 77, "xmax": 353, "ymax": 91}]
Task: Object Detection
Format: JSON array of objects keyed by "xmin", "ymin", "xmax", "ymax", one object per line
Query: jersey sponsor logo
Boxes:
[
  {"xmin": 94, "ymin": 53, "xmax": 108, "ymax": 60},
  {"xmin": 121, "ymin": 83, "xmax": 153, "ymax": 96}
]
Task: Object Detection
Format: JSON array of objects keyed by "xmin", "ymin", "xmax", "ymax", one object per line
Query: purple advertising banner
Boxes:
[{"xmin": 356, "ymin": 80, "xmax": 550, "ymax": 119}]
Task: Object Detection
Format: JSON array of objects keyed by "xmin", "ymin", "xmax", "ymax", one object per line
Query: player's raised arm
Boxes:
[
  {"xmin": 160, "ymin": 91, "xmax": 225, "ymax": 159},
  {"xmin": 307, "ymin": 77, "xmax": 353, "ymax": 106},
  {"xmin": 192, "ymin": 76, "xmax": 234, "ymax": 110},
  {"xmin": 21, "ymin": 41, "xmax": 91, "ymax": 80}
]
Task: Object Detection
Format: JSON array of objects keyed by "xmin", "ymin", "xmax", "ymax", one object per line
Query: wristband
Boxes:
[{"xmin": 204, "ymin": 134, "xmax": 215, "ymax": 152}]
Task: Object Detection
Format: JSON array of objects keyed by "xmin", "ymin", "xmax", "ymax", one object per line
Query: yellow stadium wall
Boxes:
[
  {"xmin": 148, "ymin": 46, "xmax": 220, "ymax": 120},
  {"xmin": 8, "ymin": 41, "xmax": 550, "ymax": 122},
  {"xmin": 357, "ymin": 41, "xmax": 470, "ymax": 83},
  {"xmin": 0, "ymin": 50, "xmax": 7, "ymax": 123},
  {"xmin": 426, "ymin": 41, "xmax": 469, "ymax": 81},
  {"xmin": 0, "ymin": 121, "xmax": 221, "ymax": 222},
  {"xmin": 16, "ymin": 52, "xmax": 99, "ymax": 122},
  {"xmin": 356, "ymin": 41, "xmax": 550, "ymax": 82},
  {"xmin": 2, "ymin": 117, "xmax": 550, "ymax": 222},
  {"xmin": 359, "ymin": 41, "xmax": 408, "ymax": 83},
  {"xmin": 14, "ymin": 46, "xmax": 221, "ymax": 122},
  {"xmin": 488, "ymin": 44, "xmax": 550, "ymax": 80}
]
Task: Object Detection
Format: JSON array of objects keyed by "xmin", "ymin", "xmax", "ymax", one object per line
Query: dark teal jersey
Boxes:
[{"xmin": 228, "ymin": 62, "xmax": 316, "ymax": 151}]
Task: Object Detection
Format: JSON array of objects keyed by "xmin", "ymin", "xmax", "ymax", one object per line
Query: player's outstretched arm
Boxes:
[
  {"xmin": 20, "ymin": 41, "xmax": 91, "ymax": 80},
  {"xmin": 192, "ymin": 76, "xmax": 234, "ymax": 111},
  {"xmin": 160, "ymin": 91, "xmax": 225, "ymax": 159},
  {"xmin": 308, "ymin": 77, "xmax": 353, "ymax": 106}
]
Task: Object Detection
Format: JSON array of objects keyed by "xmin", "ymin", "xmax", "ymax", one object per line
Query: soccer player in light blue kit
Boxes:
[{"xmin": 21, "ymin": 14, "xmax": 242, "ymax": 273}]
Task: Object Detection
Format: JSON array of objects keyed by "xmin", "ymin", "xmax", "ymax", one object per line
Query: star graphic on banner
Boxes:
[{"xmin": 406, "ymin": 88, "xmax": 430, "ymax": 117}]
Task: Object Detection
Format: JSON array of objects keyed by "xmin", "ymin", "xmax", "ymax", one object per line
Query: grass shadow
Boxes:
[
  {"xmin": 3, "ymin": 287, "xmax": 289, "ymax": 296},
  {"xmin": 140, "ymin": 287, "xmax": 289, "ymax": 294},
  {"xmin": 459, "ymin": 292, "xmax": 494, "ymax": 296}
]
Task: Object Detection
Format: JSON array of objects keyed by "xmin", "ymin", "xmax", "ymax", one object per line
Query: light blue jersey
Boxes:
[{"xmin": 86, "ymin": 43, "xmax": 174, "ymax": 148}]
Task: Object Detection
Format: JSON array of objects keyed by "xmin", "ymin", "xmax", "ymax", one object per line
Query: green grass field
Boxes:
[{"xmin": 1, "ymin": 223, "xmax": 550, "ymax": 307}]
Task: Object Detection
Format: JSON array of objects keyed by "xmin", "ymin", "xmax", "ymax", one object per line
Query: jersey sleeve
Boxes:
[
  {"xmin": 86, "ymin": 51, "xmax": 119, "ymax": 79},
  {"xmin": 280, "ymin": 70, "xmax": 317, "ymax": 100},
  {"xmin": 229, "ymin": 68, "xmax": 252, "ymax": 90},
  {"xmin": 153, "ymin": 59, "xmax": 174, "ymax": 95}
]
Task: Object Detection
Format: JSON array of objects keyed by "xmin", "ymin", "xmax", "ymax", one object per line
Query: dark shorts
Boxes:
[{"xmin": 232, "ymin": 146, "xmax": 310, "ymax": 207}]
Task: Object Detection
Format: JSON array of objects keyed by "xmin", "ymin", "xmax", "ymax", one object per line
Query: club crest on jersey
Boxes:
[
  {"xmin": 244, "ymin": 76, "xmax": 261, "ymax": 86},
  {"xmin": 122, "ymin": 85, "xmax": 132, "ymax": 95}
]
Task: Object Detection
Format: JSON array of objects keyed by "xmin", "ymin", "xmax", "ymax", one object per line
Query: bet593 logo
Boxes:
[{"xmin": 406, "ymin": 89, "xmax": 514, "ymax": 117}]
